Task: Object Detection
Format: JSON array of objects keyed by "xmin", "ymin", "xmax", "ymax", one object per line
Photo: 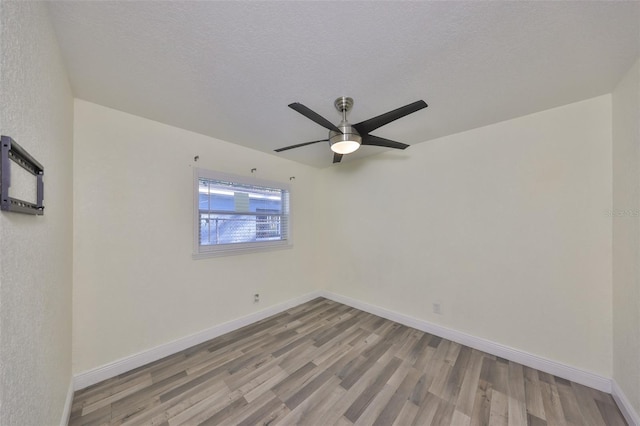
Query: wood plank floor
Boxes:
[{"xmin": 69, "ymin": 298, "xmax": 626, "ymax": 425}]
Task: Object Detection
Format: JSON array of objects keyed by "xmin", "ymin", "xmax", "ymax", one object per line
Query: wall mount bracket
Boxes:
[{"xmin": 0, "ymin": 135, "xmax": 44, "ymax": 215}]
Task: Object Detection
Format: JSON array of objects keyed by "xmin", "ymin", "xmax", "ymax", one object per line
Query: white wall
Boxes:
[
  {"xmin": 0, "ymin": 1, "xmax": 74, "ymax": 424},
  {"xmin": 612, "ymin": 58, "xmax": 640, "ymax": 416},
  {"xmin": 317, "ymin": 96, "xmax": 613, "ymax": 377},
  {"xmin": 73, "ymin": 100, "xmax": 320, "ymax": 373}
]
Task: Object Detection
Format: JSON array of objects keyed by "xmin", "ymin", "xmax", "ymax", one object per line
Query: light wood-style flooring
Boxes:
[{"xmin": 69, "ymin": 298, "xmax": 626, "ymax": 425}]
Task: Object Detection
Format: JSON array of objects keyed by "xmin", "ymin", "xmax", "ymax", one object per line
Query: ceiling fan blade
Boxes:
[
  {"xmin": 289, "ymin": 103, "xmax": 342, "ymax": 133},
  {"xmin": 333, "ymin": 153, "xmax": 343, "ymax": 163},
  {"xmin": 274, "ymin": 139, "xmax": 328, "ymax": 152},
  {"xmin": 353, "ymin": 100, "xmax": 428, "ymax": 135},
  {"xmin": 361, "ymin": 134, "xmax": 409, "ymax": 150}
]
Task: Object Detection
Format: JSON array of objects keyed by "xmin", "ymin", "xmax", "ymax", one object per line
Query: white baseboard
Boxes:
[
  {"xmin": 612, "ymin": 380, "xmax": 640, "ymax": 426},
  {"xmin": 73, "ymin": 291, "xmax": 323, "ymax": 390},
  {"xmin": 60, "ymin": 378, "xmax": 74, "ymax": 426},
  {"xmin": 318, "ymin": 290, "xmax": 612, "ymax": 393}
]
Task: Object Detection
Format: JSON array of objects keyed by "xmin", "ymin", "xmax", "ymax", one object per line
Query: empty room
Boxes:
[{"xmin": 0, "ymin": 1, "xmax": 639, "ymax": 425}]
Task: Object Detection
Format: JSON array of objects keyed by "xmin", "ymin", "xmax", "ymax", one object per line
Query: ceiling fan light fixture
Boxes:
[
  {"xmin": 329, "ymin": 123, "xmax": 361, "ymax": 154},
  {"xmin": 330, "ymin": 140, "xmax": 360, "ymax": 154}
]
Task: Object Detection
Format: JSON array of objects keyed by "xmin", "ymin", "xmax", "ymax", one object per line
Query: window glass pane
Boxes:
[
  {"xmin": 256, "ymin": 209, "xmax": 281, "ymax": 240},
  {"xmin": 200, "ymin": 214, "xmax": 259, "ymax": 245},
  {"xmin": 199, "ymin": 179, "xmax": 283, "ymax": 213}
]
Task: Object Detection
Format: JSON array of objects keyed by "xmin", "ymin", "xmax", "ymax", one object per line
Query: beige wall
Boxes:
[
  {"xmin": 317, "ymin": 96, "xmax": 613, "ymax": 376},
  {"xmin": 72, "ymin": 101, "xmax": 320, "ymax": 373},
  {"xmin": 0, "ymin": 1, "xmax": 74, "ymax": 424},
  {"xmin": 613, "ymin": 58, "xmax": 640, "ymax": 415}
]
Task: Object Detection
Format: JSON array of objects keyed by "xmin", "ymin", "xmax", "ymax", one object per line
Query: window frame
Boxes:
[{"xmin": 193, "ymin": 168, "xmax": 292, "ymax": 258}]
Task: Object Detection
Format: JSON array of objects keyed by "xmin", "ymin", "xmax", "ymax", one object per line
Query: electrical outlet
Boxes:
[
  {"xmin": 254, "ymin": 293, "xmax": 260, "ymax": 303},
  {"xmin": 432, "ymin": 302, "xmax": 442, "ymax": 315}
]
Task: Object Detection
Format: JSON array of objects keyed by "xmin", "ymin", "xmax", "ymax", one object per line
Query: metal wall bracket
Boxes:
[{"xmin": 0, "ymin": 135, "xmax": 44, "ymax": 215}]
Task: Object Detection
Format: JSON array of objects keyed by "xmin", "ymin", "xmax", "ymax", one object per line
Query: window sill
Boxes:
[{"xmin": 192, "ymin": 242, "xmax": 293, "ymax": 259}]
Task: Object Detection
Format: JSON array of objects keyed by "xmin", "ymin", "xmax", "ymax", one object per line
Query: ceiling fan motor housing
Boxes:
[{"xmin": 329, "ymin": 123, "xmax": 361, "ymax": 154}]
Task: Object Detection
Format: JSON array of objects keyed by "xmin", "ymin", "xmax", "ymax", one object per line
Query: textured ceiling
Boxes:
[{"xmin": 48, "ymin": 1, "xmax": 639, "ymax": 168}]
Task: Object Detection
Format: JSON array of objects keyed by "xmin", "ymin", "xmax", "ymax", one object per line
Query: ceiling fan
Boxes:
[{"xmin": 275, "ymin": 97, "xmax": 428, "ymax": 163}]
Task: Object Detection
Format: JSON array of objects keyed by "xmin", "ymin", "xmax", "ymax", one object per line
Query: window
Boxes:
[{"xmin": 194, "ymin": 169, "xmax": 291, "ymax": 257}]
